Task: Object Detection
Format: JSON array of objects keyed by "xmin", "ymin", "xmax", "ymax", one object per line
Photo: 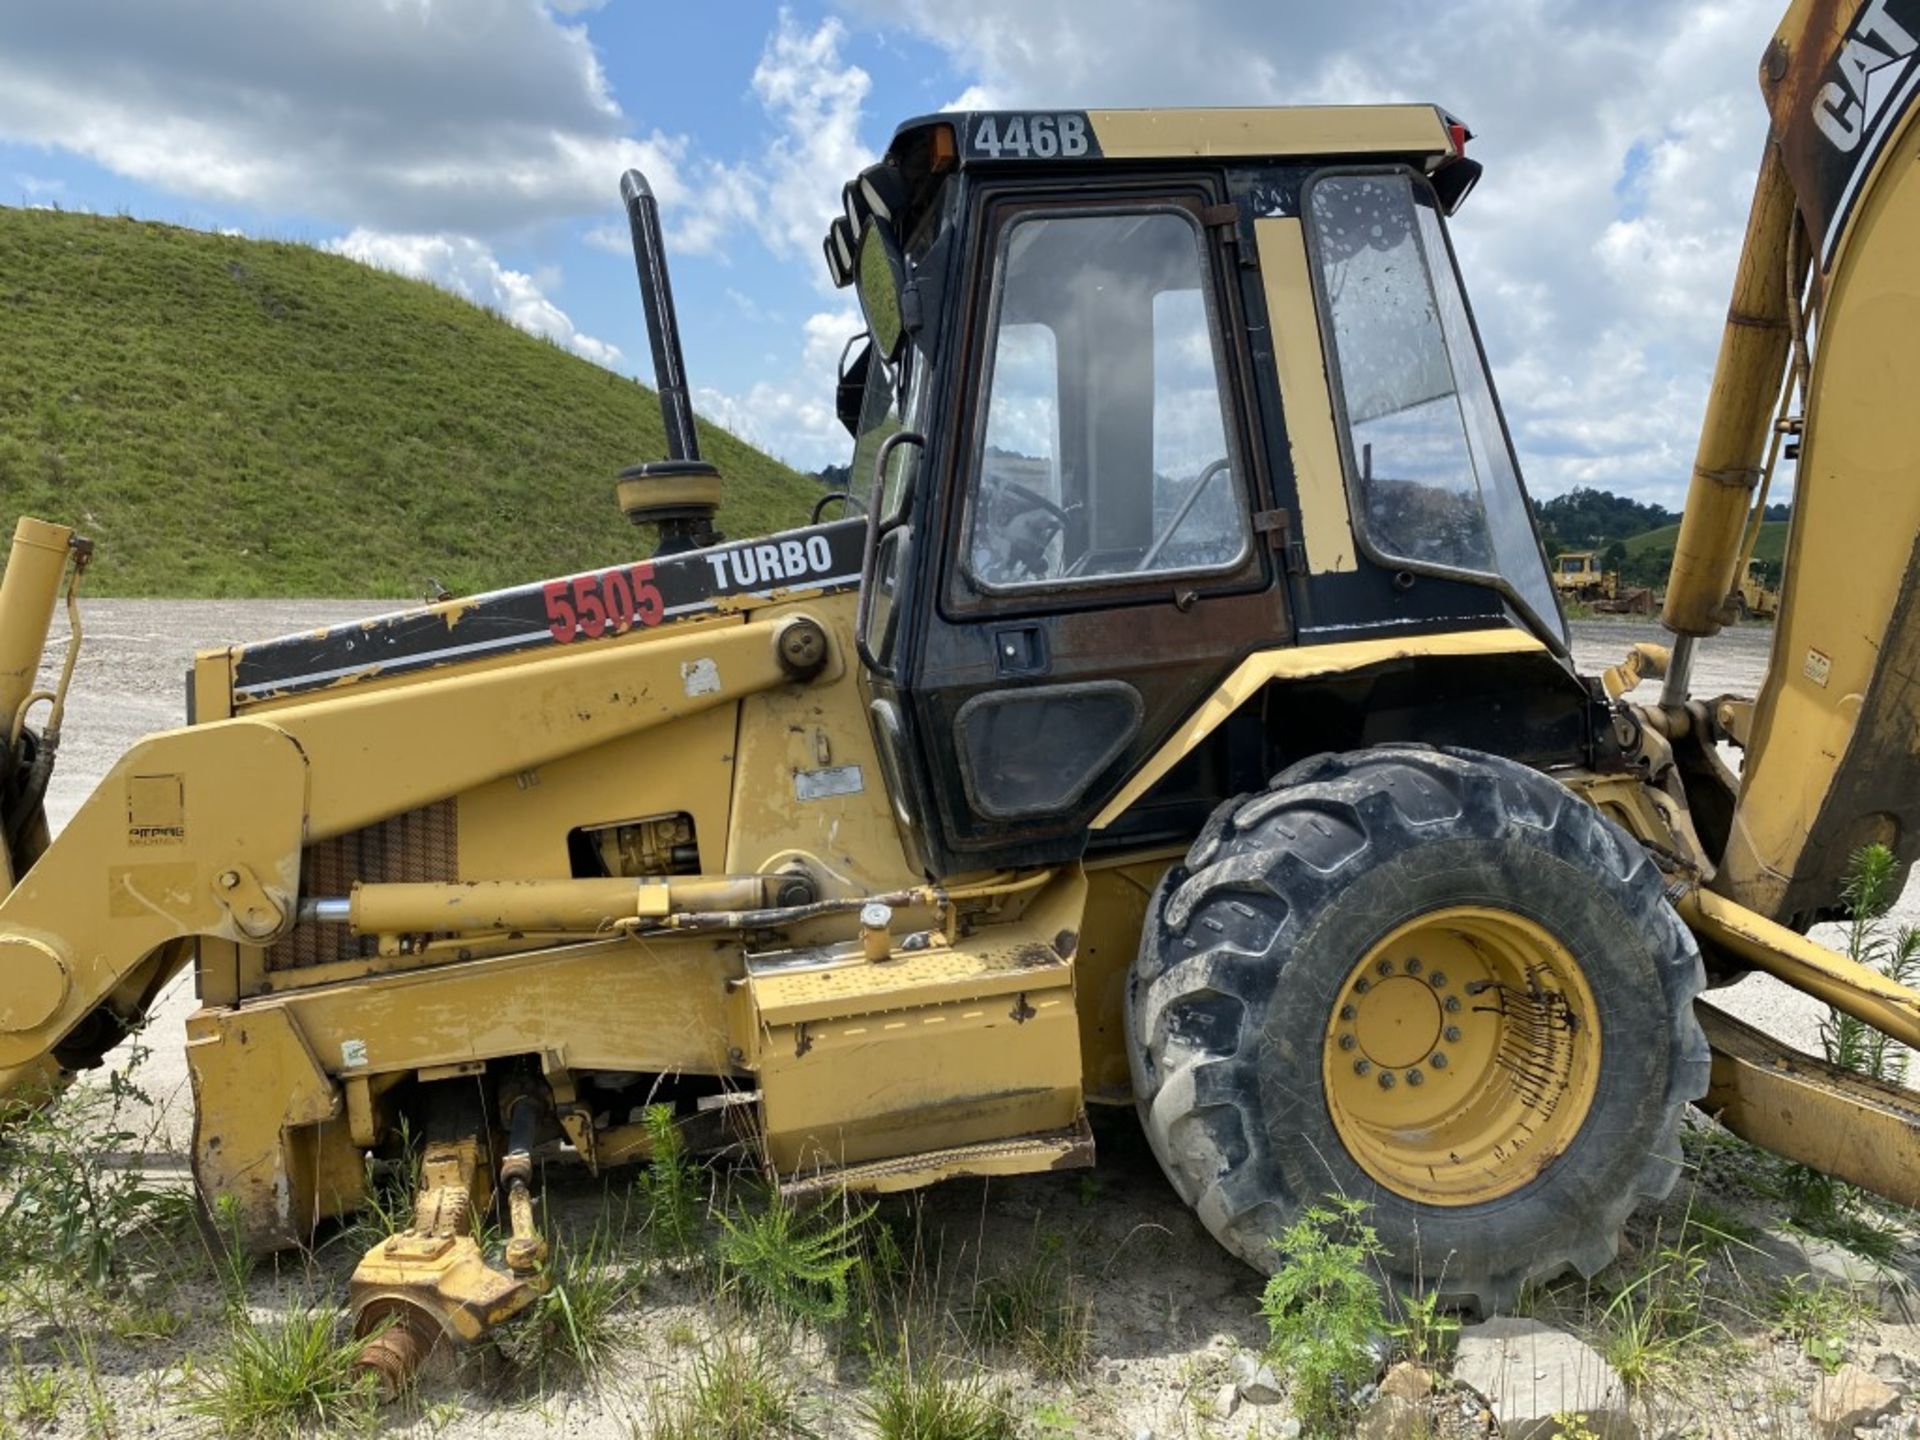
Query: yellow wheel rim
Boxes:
[{"xmin": 1321, "ymin": 905, "xmax": 1601, "ymax": 1207}]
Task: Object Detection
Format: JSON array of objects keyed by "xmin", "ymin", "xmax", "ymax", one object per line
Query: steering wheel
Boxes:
[
  {"xmin": 1136, "ymin": 456, "xmax": 1232, "ymax": 572},
  {"xmin": 982, "ymin": 478, "xmax": 1072, "ymax": 580},
  {"xmin": 992, "ymin": 479, "xmax": 1071, "ymax": 530}
]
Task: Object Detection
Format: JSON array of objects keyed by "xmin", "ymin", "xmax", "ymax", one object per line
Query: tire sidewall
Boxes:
[{"xmin": 1255, "ymin": 821, "xmax": 1679, "ymax": 1288}]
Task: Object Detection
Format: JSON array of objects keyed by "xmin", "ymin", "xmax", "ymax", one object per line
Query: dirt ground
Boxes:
[{"xmin": 11, "ymin": 605, "xmax": 1920, "ymax": 1439}]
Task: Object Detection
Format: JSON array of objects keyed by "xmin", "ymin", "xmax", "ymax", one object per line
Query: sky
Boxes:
[{"xmin": 0, "ymin": 0, "xmax": 1787, "ymax": 505}]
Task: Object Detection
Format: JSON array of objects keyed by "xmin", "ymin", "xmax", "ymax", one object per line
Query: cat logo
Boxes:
[{"xmin": 1811, "ymin": 0, "xmax": 1918, "ymax": 153}]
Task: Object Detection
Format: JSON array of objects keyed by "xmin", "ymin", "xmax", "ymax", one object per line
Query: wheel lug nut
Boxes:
[
  {"xmin": 1444, "ymin": 1025, "xmax": 1462, "ymax": 1043},
  {"xmin": 1378, "ymin": 1071, "xmax": 1396, "ymax": 1089},
  {"xmin": 1444, "ymin": 995, "xmax": 1461, "ymax": 1013},
  {"xmin": 1339, "ymin": 1003, "xmax": 1356, "ymax": 1021},
  {"xmin": 1377, "ymin": 958, "xmax": 1395, "ymax": 977},
  {"xmin": 1354, "ymin": 1059, "xmax": 1372, "ymax": 1076},
  {"xmin": 1405, "ymin": 1069, "xmax": 1423, "ymax": 1086},
  {"xmin": 1430, "ymin": 1052, "xmax": 1448, "ymax": 1069},
  {"xmin": 1355, "ymin": 978, "xmax": 1371, "ymax": 994},
  {"xmin": 1339, "ymin": 1033, "xmax": 1357, "ymax": 1051},
  {"xmin": 1429, "ymin": 971, "xmax": 1447, "ymax": 988},
  {"xmin": 1405, "ymin": 957, "xmax": 1422, "ymax": 975}
]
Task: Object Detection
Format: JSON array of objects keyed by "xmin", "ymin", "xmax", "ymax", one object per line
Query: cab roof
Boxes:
[
  {"xmin": 888, "ymin": 104, "xmax": 1465, "ymax": 170},
  {"xmin": 822, "ymin": 104, "xmax": 1473, "ymax": 291}
]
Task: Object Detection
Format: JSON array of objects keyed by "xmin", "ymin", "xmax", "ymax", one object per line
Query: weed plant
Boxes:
[{"xmin": 1258, "ymin": 1197, "xmax": 1386, "ymax": 1431}]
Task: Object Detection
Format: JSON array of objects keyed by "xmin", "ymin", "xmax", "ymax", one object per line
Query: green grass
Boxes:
[
  {"xmin": 0, "ymin": 206, "xmax": 816, "ymax": 597},
  {"xmin": 649, "ymin": 1333, "xmax": 807, "ymax": 1440},
  {"xmin": 860, "ymin": 1355, "xmax": 1013, "ymax": 1440},
  {"xmin": 186, "ymin": 1308, "xmax": 379, "ymax": 1438},
  {"xmin": 1622, "ymin": 519, "xmax": 1788, "ymax": 568}
]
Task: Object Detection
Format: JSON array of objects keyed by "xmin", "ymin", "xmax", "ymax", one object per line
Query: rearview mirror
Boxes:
[
  {"xmin": 837, "ymin": 335, "xmax": 872, "ymax": 438},
  {"xmin": 857, "ymin": 219, "xmax": 909, "ymax": 362}
]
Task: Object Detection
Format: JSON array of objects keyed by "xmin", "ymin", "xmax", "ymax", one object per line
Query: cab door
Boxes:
[{"xmin": 889, "ymin": 181, "xmax": 1291, "ymax": 875}]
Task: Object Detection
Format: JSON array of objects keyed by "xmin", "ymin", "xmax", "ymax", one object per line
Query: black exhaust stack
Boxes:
[{"xmin": 615, "ymin": 169, "xmax": 722, "ymax": 555}]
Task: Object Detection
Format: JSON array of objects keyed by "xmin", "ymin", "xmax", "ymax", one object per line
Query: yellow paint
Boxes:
[
  {"xmin": 1076, "ymin": 853, "xmax": 1178, "ymax": 1099},
  {"xmin": 1093, "ymin": 630, "xmax": 1548, "ymax": 828},
  {"xmin": 749, "ymin": 869, "xmax": 1088, "ymax": 1177},
  {"xmin": 1720, "ymin": 107, "xmax": 1920, "ymax": 918},
  {"xmin": 1661, "ymin": 145, "xmax": 1799, "ymax": 638},
  {"xmin": 1699, "ymin": 1000, "xmax": 1920, "ymax": 1210},
  {"xmin": 1254, "ymin": 217, "xmax": 1355, "ymax": 574},
  {"xmin": 1088, "ymin": 106, "xmax": 1453, "ymax": 162},
  {"xmin": 0, "ymin": 517, "xmax": 72, "ymax": 746},
  {"xmin": 1322, "ymin": 906, "xmax": 1601, "ymax": 1206}
]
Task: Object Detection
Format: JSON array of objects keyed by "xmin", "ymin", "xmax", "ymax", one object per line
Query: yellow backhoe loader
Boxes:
[{"xmin": 4, "ymin": 0, "xmax": 1919, "ymax": 1389}]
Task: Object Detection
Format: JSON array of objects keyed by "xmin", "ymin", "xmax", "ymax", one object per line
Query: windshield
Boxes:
[{"xmin": 1307, "ymin": 171, "xmax": 1563, "ymax": 644}]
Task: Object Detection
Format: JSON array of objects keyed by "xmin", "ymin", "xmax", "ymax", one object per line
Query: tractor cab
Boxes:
[{"xmin": 827, "ymin": 107, "xmax": 1584, "ymax": 878}]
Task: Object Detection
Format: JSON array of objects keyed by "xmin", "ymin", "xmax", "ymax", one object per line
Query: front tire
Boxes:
[{"xmin": 1127, "ymin": 744, "xmax": 1708, "ymax": 1311}]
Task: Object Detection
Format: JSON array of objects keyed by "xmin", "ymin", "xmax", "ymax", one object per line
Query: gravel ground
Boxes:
[{"xmin": 13, "ymin": 603, "xmax": 1917, "ymax": 1439}]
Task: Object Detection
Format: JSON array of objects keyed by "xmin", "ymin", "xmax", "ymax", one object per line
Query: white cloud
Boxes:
[
  {"xmin": 860, "ymin": 0, "xmax": 1783, "ymax": 506},
  {"xmin": 0, "ymin": 0, "xmax": 692, "ymax": 237},
  {"xmin": 739, "ymin": 13, "xmax": 876, "ymax": 261},
  {"xmin": 328, "ymin": 229, "xmax": 623, "ymax": 368},
  {"xmin": 694, "ymin": 302, "xmax": 865, "ymax": 472},
  {"xmin": 659, "ymin": 17, "xmax": 881, "ymax": 472}
]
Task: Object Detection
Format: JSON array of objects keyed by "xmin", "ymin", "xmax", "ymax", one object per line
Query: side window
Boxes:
[
  {"xmin": 1307, "ymin": 171, "xmax": 1561, "ymax": 637},
  {"xmin": 967, "ymin": 208, "xmax": 1249, "ymax": 590}
]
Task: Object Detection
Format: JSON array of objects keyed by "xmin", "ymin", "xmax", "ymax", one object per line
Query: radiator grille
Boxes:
[{"xmin": 266, "ymin": 801, "xmax": 458, "ymax": 970}]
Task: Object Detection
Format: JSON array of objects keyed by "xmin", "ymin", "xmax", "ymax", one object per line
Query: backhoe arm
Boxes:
[{"xmin": 1661, "ymin": 0, "xmax": 1920, "ymax": 927}]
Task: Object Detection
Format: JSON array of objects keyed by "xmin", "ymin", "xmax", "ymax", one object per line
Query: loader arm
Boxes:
[
  {"xmin": 1664, "ymin": 0, "xmax": 1920, "ymax": 928},
  {"xmin": 0, "ymin": 594, "xmax": 814, "ymax": 1101}
]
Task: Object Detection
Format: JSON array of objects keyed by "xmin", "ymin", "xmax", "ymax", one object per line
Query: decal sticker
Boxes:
[
  {"xmin": 681, "ymin": 658, "xmax": 721, "ymax": 697},
  {"xmin": 795, "ymin": 764, "xmax": 864, "ymax": 801},
  {"xmin": 126, "ymin": 773, "xmax": 186, "ymax": 846},
  {"xmin": 543, "ymin": 563, "xmax": 663, "ymax": 643},
  {"xmin": 341, "ymin": 1039, "xmax": 368, "ymax": 1067},
  {"xmin": 229, "ymin": 518, "xmax": 866, "ymax": 702},
  {"xmin": 1796, "ymin": 0, "xmax": 1920, "ymax": 267},
  {"xmin": 705, "ymin": 534, "xmax": 836, "ymax": 589},
  {"xmin": 1804, "ymin": 646, "xmax": 1834, "ymax": 688},
  {"xmin": 962, "ymin": 112, "xmax": 1098, "ymax": 162}
]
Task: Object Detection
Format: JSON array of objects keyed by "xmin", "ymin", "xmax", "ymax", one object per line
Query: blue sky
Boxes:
[{"xmin": 0, "ymin": 0, "xmax": 1788, "ymax": 499}]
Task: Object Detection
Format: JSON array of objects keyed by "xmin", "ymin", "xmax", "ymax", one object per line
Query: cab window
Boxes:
[
  {"xmin": 1307, "ymin": 171, "xmax": 1562, "ymax": 640},
  {"xmin": 965, "ymin": 207, "xmax": 1249, "ymax": 591}
]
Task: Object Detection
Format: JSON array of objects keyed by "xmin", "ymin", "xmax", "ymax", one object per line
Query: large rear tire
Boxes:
[{"xmin": 1127, "ymin": 744, "xmax": 1708, "ymax": 1311}]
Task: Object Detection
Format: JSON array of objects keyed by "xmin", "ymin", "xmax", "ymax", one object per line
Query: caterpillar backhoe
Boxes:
[{"xmin": 4, "ymin": 0, "xmax": 1920, "ymax": 1388}]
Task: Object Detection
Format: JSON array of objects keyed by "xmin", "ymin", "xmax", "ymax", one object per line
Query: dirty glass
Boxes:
[
  {"xmin": 968, "ymin": 210, "xmax": 1248, "ymax": 589},
  {"xmin": 1308, "ymin": 173, "xmax": 1561, "ymax": 637}
]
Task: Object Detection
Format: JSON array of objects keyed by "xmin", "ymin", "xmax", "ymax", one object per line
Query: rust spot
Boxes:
[
  {"xmin": 794, "ymin": 1022, "xmax": 813, "ymax": 1058},
  {"xmin": 1009, "ymin": 993, "xmax": 1036, "ymax": 1024},
  {"xmin": 1001, "ymin": 942, "xmax": 1058, "ymax": 970},
  {"xmin": 1047, "ymin": 1136, "xmax": 1096, "ymax": 1171}
]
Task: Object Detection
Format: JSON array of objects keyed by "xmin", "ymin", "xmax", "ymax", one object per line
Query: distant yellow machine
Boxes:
[
  {"xmin": 1733, "ymin": 557, "xmax": 1783, "ymax": 620},
  {"xmin": 1551, "ymin": 550, "xmax": 1654, "ymax": 613},
  {"xmin": 3, "ymin": 0, "xmax": 1919, "ymax": 1391}
]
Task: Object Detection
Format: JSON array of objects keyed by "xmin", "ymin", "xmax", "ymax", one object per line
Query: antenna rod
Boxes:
[{"xmin": 620, "ymin": 169, "xmax": 699, "ymax": 463}]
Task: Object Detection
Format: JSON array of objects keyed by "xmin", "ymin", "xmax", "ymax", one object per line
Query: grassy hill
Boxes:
[
  {"xmin": 1622, "ymin": 519, "xmax": 1789, "ymax": 568},
  {"xmin": 0, "ymin": 208, "xmax": 817, "ymax": 596}
]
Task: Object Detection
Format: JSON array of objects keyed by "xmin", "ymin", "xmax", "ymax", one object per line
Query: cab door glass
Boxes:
[
  {"xmin": 967, "ymin": 208, "xmax": 1249, "ymax": 591},
  {"xmin": 1307, "ymin": 171, "xmax": 1562, "ymax": 638}
]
